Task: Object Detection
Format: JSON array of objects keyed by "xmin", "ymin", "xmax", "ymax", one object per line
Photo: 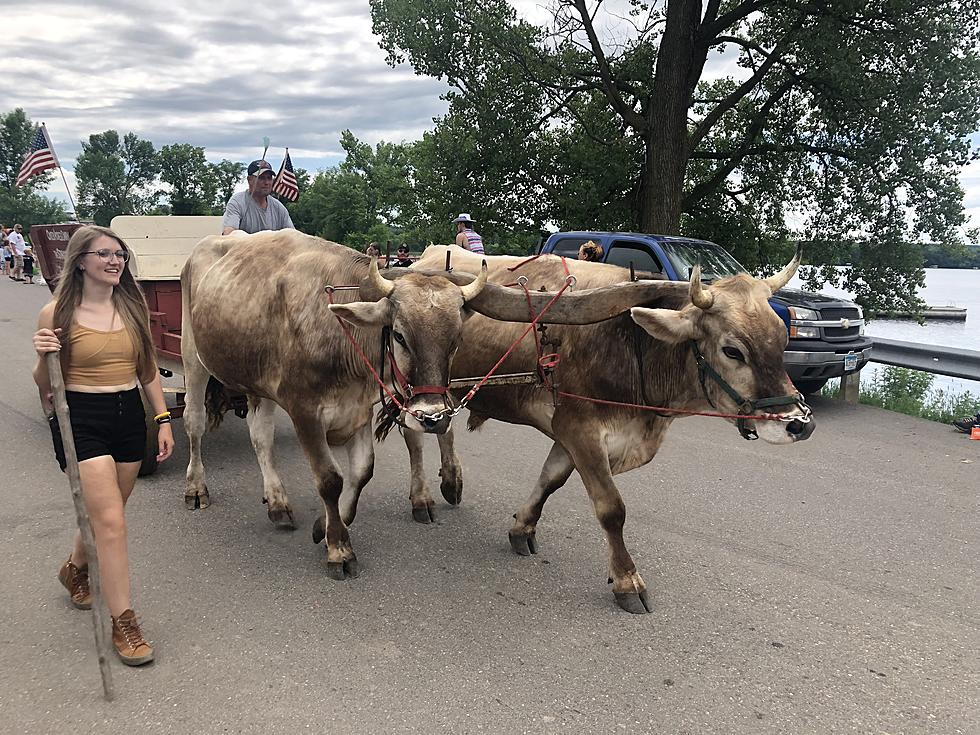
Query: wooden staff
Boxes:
[{"xmin": 46, "ymin": 352, "xmax": 114, "ymax": 701}]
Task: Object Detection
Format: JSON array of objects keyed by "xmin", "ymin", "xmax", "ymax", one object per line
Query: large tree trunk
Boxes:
[{"xmin": 638, "ymin": 0, "xmax": 704, "ymax": 235}]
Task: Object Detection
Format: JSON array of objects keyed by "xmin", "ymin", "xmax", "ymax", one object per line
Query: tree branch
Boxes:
[
  {"xmin": 689, "ymin": 33, "xmax": 794, "ymax": 150},
  {"xmin": 703, "ymin": 0, "xmax": 779, "ymax": 37},
  {"xmin": 572, "ymin": 0, "xmax": 647, "ymax": 131},
  {"xmin": 684, "ymin": 77, "xmax": 794, "ymax": 207}
]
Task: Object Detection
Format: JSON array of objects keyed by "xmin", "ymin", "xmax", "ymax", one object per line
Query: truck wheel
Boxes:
[
  {"xmin": 793, "ymin": 378, "xmax": 828, "ymax": 396},
  {"xmin": 138, "ymin": 388, "xmax": 159, "ymax": 477}
]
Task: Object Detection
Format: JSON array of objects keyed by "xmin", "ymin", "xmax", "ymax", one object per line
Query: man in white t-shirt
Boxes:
[
  {"xmin": 7, "ymin": 224, "xmax": 27, "ymax": 281},
  {"xmin": 221, "ymin": 159, "xmax": 294, "ymax": 235}
]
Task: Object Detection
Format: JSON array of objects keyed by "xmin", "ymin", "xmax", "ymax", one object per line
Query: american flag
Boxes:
[
  {"xmin": 272, "ymin": 149, "xmax": 299, "ymax": 202},
  {"xmin": 16, "ymin": 124, "xmax": 60, "ymax": 187}
]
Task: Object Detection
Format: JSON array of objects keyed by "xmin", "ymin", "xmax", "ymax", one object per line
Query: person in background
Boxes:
[
  {"xmin": 22, "ymin": 244, "xmax": 35, "ymax": 284},
  {"xmin": 221, "ymin": 159, "xmax": 294, "ymax": 235},
  {"xmin": 365, "ymin": 243, "xmax": 383, "ymax": 268},
  {"xmin": 578, "ymin": 240, "xmax": 605, "ymax": 262},
  {"xmin": 8, "ymin": 224, "xmax": 27, "ymax": 281},
  {"xmin": 453, "ymin": 213, "xmax": 485, "ymax": 254},
  {"xmin": 393, "ymin": 244, "xmax": 413, "ymax": 268},
  {"xmin": 32, "ymin": 225, "xmax": 174, "ymax": 666}
]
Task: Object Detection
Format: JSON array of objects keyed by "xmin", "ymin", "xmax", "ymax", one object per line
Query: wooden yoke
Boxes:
[{"xmin": 46, "ymin": 353, "xmax": 115, "ymax": 701}]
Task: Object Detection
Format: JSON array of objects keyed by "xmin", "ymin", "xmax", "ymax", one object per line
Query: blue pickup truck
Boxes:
[{"xmin": 539, "ymin": 231, "xmax": 873, "ymax": 395}]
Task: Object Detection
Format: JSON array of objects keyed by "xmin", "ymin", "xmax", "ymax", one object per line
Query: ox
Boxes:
[
  {"xmin": 180, "ymin": 231, "xmax": 498, "ymax": 577},
  {"xmin": 395, "ymin": 245, "xmax": 814, "ymax": 613}
]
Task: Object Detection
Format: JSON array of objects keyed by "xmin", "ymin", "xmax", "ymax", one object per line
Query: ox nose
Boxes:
[
  {"xmin": 786, "ymin": 416, "xmax": 815, "ymax": 441},
  {"xmin": 421, "ymin": 414, "xmax": 451, "ymax": 434}
]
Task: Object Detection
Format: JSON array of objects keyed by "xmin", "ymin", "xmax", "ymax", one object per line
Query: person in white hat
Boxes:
[{"xmin": 452, "ymin": 213, "xmax": 485, "ymax": 254}]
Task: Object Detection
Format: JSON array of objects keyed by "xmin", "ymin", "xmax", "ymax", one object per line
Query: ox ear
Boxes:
[
  {"xmin": 329, "ymin": 300, "xmax": 393, "ymax": 328},
  {"xmin": 630, "ymin": 307, "xmax": 700, "ymax": 343}
]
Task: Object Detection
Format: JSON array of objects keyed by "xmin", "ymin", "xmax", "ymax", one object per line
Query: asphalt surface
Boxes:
[{"xmin": 0, "ymin": 279, "xmax": 977, "ymax": 734}]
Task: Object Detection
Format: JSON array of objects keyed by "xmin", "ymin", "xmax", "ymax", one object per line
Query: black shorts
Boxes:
[{"xmin": 49, "ymin": 388, "xmax": 147, "ymax": 471}]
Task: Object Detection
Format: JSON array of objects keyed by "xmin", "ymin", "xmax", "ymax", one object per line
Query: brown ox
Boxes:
[
  {"xmin": 394, "ymin": 245, "xmax": 814, "ymax": 613},
  {"xmin": 179, "ymin": 231, "xmax": 501, "ymax": 577}
]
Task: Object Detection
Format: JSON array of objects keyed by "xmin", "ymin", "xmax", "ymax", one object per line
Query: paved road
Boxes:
[{"xmin": 0, "ymin": 279, "xmax": 976, "ymax": 734}]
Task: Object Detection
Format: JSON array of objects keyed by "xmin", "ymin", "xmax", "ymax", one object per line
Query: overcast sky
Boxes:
[{"xmin": 3, "ymin": 0, "xmax": 978, "ymax": 232}]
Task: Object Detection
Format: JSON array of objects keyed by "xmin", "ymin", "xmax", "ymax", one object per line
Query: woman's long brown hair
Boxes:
[{"xmin": 52, "ymin": 225, "xmax": 156, "ymax": 383}]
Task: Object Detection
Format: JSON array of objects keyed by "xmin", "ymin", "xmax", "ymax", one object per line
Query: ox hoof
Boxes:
[
  {"xmin": 439, "ymin": 473, "xmax": 463, "ymax": 505},
  {"xmin": 613, "ymin": 589, "xmax": 652, "ymax": 615},
  {"xmin": 185, "ymin": 489, "xmax": 210, "ymax": 510},
  {"xmin": 508, "ymin": 530, "xmax": 537, "ymax": 556},
  {"xmin": 412, "ymin": 505, "xmax": 435, "ymax": 524},
  {"xmin": 326, "ymin": 556, "xmax": 358, "ymax": 580},
  {"xmin": 267, "ymin": 506, "xmax": 296, "ymax": 530},
  {"xmin": 312, "ymin": 516, "xmax": 325, "ymax": 545}
]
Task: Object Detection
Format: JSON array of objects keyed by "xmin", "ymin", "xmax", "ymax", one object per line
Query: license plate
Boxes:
[{"xmin": 844, "ymin": 352, "xmax": 858, "ymax": 371}]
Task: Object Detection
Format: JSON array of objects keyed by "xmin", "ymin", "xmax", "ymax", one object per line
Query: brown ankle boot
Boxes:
[
  {"xmin": 111, "ymin": 609, "xmax": 155, "ymax": 666},
  {"xmin": 57, "ymin": 557, "xmax": 92, "ymax": 610}
]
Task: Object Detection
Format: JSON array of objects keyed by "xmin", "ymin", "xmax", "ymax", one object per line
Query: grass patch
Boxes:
[{"xmin": 821, "ymin": 367, "xmax": 979, "ymax": 423}]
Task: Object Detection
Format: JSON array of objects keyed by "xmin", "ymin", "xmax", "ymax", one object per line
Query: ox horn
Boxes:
[
  {"xmin": 764, "ymin": 246, "xmax": 803, "ymax": 294},
  {"xmin": 689, "ymin": 265, "xmax": 715, "ymax": 310},
  {"xmin": 458, "ymin": 260, "xmax": 488, "ymax": 302},
  {"xmin": 360, "ymin": 256, "xmax": 395, "ymax": 299}
]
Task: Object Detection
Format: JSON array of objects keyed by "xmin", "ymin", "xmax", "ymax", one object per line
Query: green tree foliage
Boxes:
[
  {"xmin": 208, "ymin": 159, "xmax": 246, "ymax": 212},
  {"xmin": 339, "ymin": 130, "xmax": 416, "ymax": 228},
  {"xmin": 159, "ymin": 143, "xmax": 215, "ymax": 215},
  {"xmin": 0, "ymin": 109, "xmax": 68, "ymax": 228},
  {"xmin": 74, "ymin": 130, "xmax": 160, "ymax": 226},
  {"xmin": 0, "ymin": 109, "xmax": 56, "ymax": 194},
  {"xmin": 371, "ymin": 0, "xmax": 980, "ymax": 309},
  {"xmin": 286, "ymin": 168, "xmax": 374, "ymax": 243}
]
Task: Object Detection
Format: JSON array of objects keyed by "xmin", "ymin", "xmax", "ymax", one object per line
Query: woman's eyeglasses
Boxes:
[{"xmin": 83, "ymin": 249, "xmax": 131, "ymax": 262}]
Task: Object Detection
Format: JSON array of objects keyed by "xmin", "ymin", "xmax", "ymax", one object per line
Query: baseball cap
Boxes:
[
  {"xmin": 397, "ymin": 244, "xmax": 409, "ymax": 252},
  {"xmin": 452, "ymin": 212, "xmax": 475, "ymax": 224},
  {"xmin": 247, "ymin": 160, "xmax": 275, "ymax": 177}
]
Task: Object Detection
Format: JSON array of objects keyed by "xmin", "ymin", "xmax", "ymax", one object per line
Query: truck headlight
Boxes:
[
  {"xmin": 789, "ymin": 306, "xmax": 820, "ymax": 338},
  {"xmin": 789, "ymin": 307, "xmax": 820, "ymax": 321}
]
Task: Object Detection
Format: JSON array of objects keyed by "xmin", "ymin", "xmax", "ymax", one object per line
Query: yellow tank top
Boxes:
[{"xmin": 63, "ymin": 324, "xmax": 139, "ymax": 386}]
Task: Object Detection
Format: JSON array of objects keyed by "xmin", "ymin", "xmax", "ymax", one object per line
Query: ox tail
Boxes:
[
  {"xmin": 205, "ymin": 376, "xmax": 233, "ymax": 430},
  {"xmin": 467, "ymin": 412, "xmax": 489, "ymax": 432}
]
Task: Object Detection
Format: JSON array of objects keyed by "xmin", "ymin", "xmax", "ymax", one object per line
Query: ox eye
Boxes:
[
  {"xmin": 392, "ymin": 330, "xmax": 407, "ymax": 347},
  {"xmin": 723, "ymin": 346, "xmax": 745, "ymax": 362}
]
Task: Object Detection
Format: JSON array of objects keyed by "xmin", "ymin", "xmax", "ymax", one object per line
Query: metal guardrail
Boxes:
[{"xmin": 868, "ymin": 337, "xmax": 980, "ymax": 382}]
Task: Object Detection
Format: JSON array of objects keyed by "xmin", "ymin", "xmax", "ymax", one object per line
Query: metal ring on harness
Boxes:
[{"xmin": 538, "ymin": 353, "xmax": 560, "ymax": 370}]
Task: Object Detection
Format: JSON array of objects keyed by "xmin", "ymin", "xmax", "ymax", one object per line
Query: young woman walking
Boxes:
[{"xmin": 32, "ymin": 225, "xmax": 174, "ymax": 666}]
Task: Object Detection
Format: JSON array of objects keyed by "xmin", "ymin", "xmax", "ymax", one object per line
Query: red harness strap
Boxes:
[
  {"xmin": 551, "ymin": 390, "xmax": 790, "ymax": 422},
  {"xmin": 385, "ymin": 344, "xmax": 448, "ymax": 397},
  {"xmin": 455, "ymin": 274, "xmax": 575, "ymax": 407}
]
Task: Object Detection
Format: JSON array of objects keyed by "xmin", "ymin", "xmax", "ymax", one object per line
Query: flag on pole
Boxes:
[
  {"xmin": 272, "ymin": 149, "xmax": 299, "ymax": 202},
  {"xmin": 16, "ymin": 124, "xmax": 60, "ymax": 187}
]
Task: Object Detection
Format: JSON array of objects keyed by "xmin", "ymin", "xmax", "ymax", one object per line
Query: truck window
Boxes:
[
  {"xmin": 658, "ymin": 239, "xmax": 744, "ymax": 280},
  {"xmin": 605, "ymin": 242, "xmax": 664, "ymax": 275},
  {"xmin": 550, "ymin": 238, "xmax": 592, "ymax": 258}
]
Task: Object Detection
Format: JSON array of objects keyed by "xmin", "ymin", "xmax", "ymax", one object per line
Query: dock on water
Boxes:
[{"xmin": 875, "ymin": 306, "xmax": 967, "ymax": 320}]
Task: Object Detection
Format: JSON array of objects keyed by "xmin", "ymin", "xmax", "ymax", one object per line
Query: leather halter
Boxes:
[
  {"xmin": 689, "ymin": 340, "xmax": 811, "ymax": 440},
  {"xmin": 378, "ymin": 326, "xmax": 453, "ymax": 427}
]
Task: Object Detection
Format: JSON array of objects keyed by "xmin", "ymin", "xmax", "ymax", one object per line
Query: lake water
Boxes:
[{"xmin": 789, "ymin": 267, "xmax": 980, "ymax": 399}]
